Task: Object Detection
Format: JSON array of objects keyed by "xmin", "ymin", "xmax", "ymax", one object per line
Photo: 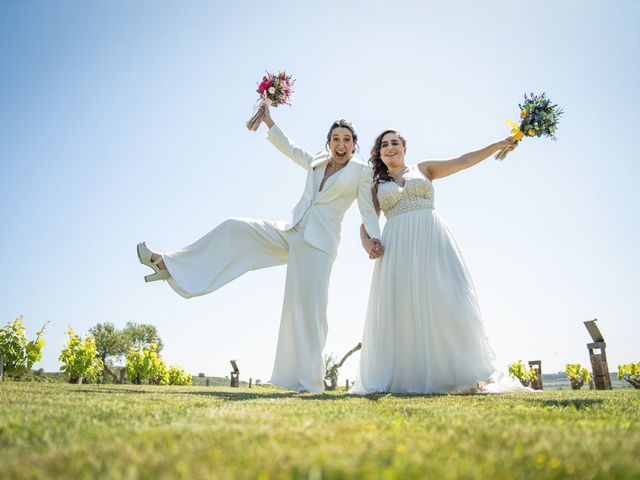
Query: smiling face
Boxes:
[
  {"xmin": 379, "ymin": 132, "xmax": 407, "ymax": 170},
  {"xmin": 328, "ymin": 127, "xmax": 356, "ymax": 165}
]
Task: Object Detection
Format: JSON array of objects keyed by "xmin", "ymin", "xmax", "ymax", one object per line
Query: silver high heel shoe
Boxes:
[{"xmin": 137, "ymin": 242, "xmax": 170, "ymax": 282}]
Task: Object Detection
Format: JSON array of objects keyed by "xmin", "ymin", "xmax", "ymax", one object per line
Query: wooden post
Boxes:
[
  {"xmin": 528, "ymin": 360, "xmax": 543, "ymax": 390},
  {"xmin": 588, "ymin": 342, "xmax": 612, "ymax": 390},
  {"xmin": 584, "ymin": 319, "xmax": 612, "ymax": 390},
  {"xmin": 230, "ymin": 360, "xmax": 240, "ymax": 387},
  {"xmin": 206, "ymin": 378, "xmax": 210, "ymax": 387},
  {"xmin": 249, "ymin": 378, "xmax": 252, "ymax": 388},
  {"xmin": 0, "ymin": 353, "xmax": 4, "ymax": 382},
  {"xmin": 345, "ymin": 379, "xmax": 350, "ymax": 390},
  {"xmin": 119, "ymin": 368, "xmax": 126, "ymax": 384}
]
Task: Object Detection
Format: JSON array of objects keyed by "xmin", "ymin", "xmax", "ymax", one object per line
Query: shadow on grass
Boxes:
[
  {"xmin": 73, "ymin": 387, "xmax": 298, "ymax": 401},
  {"xmin": 536, "ymin": 399, "xmax": 604, "ymax": 409},
  {"xmin": 71, "ymin": 386, "xmax": 450, "ymax": 402}
]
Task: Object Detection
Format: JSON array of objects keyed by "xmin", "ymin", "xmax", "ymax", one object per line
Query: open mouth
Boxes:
[{"xmin": 336, "ymin": 151, "xmax": 347, "ymax": 159}]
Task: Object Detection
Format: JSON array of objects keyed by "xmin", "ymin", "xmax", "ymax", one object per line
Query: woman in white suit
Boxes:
[{"xmin": 137, "ymin": 108, "xmax": 383, "ymax": 392}]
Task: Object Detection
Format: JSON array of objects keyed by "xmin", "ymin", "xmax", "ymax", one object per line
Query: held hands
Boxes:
[{"xmin": 363, "ymin": 238, "xmax": 384, "ymax": 260}]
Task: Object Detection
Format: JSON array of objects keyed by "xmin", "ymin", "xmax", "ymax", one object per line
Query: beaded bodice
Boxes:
[{"xmin": 377, "ymin": 164, "xmax": 434, "ymax": 218}]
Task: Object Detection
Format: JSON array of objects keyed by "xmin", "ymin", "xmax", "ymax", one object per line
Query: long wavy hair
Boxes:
[
  {"xmin": 370, "ymin": 129, "xmax": 407, "ymax": 184},
  {"xmin": 325, "ymin": 118, "xmax": 358, "ymax": 154}
]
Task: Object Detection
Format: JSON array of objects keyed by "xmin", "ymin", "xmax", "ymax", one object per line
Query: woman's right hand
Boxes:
[
  {"xmin": 363, "ymin": 238, "xmax": 384, "ymax": 259},
  {"xmin": 496, "ymin": 136, "xmax": 518, "ymax": 152},
  {"xmin": 262, "ymin": 105, "xmax": 275, "ymax": 129}
]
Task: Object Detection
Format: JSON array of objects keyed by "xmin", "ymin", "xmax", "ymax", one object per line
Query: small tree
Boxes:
[
  {"xmin": 123, "ymin": 322, "xmax": 164, "ymax": 353},
  {"xmin": 617, "ymin": 363, "xmax": 640, "ymax": 389},
  {"xmin": 59, "ymin": 328, "xmax": 104, "ymax": 384},
  {"xmin": 565, "ymin": 363, "xmax": 592, "ymax": 390},
  {"xmin": 0, "ymin": 316, "xmax": 47, "ymax": 380},
  {"xmin": 508, "ymin": 360, "xmax": 536, "ymax": 388},
  {"xmin": 88, "ymin": 322, "xmax": 128, "ymax": 383},
  {"xmin": 324, "ymin": 343, "xmax": 361, "ymax": 390}
]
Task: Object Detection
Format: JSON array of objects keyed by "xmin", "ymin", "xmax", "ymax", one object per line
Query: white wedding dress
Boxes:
[{"xmin": 351, "ymin": 164, "xmax": 529, "ymax": 394}]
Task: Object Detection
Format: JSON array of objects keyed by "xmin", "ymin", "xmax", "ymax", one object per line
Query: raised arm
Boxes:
[
  {"xmin": 262, "ymin": 107, "xmax": 314, "ymax": 170},
  {"xmin": 418, "ymin": 137, "xmax": 517, "ymax": 181}
]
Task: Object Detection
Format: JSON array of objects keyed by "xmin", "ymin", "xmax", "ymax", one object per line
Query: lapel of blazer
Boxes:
[
  {"xmin": 316, "ymin": 159, "xmax": 359, "ymax": 201},
  {"xmin": 311, "ymin": 153, "xmax": 330, "ymax": 170},
  {"xmin": 303, "ymin": 153, "xmax": 330, "ymax": 200}
]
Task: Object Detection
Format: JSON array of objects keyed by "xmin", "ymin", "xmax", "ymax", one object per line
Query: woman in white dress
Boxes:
[
  {"xmin": 137, "ymin": 109, "xmax": 383, "ymax": 393},
  {"xmin": 352, "ymin": 129, "xmax": 524, "ymax": 394}
]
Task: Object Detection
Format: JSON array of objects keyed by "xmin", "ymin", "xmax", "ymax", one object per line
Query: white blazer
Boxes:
[{"xmin": 266, "ymin": 125, "xmax": 381, "ymax": 258}]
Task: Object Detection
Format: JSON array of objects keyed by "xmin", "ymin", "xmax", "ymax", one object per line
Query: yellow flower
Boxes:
[
  {"xmin": 520, "ymin": 109, "xmax": 528, "ymax": 118},
  {"xmin": 528, "ymin": 129, "xmax": 536, "ymax": 136}
]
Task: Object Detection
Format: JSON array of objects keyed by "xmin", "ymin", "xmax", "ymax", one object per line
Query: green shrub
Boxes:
[
  {"xmin": 508, "ymin": 360, "xmax": 537, "ymax": 387},
  {"xmin": 0, "ymin": 316, "xmax": 47, "ymax": 379},
  {"xmin": 126, "ymin": 344, "xmax": 191, "ymax": 385},
  {"xmin": 126, "ymin": 343, "xmax": 168, "ymax": 385},
  {"xmin": 59, "ymin": 327, "xmax": 104, "ymax": 383},
  {"xmin": 617, "ymin": 363, "xmax": 640, "ymax": 389},
  {"xmin": 565, "ymin": 363, "xmax": 592, "ymax": 390},
  {"xmin": 168, "ymin": 366, "xmax": 192, "ymax": 386}
]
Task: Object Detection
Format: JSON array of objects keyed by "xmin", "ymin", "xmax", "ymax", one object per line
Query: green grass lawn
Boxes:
[{"xmin": 1, "ymin": 383, "xmax": 638, "ymax": 479}]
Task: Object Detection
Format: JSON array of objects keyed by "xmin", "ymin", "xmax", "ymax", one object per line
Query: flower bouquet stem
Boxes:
[
  {"xmin": 246, "ymin": 100, "xmax": 271, "ymax": 132},
  {"xmin": 495, "ymin": 139, "xmax": 520, "ymax": 160}
]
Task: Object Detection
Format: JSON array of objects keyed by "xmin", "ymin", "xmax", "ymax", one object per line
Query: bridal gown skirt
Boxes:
[
  {"xmin": 351, "ymin": 207, "xmax": 499, "ymax": 395},
  {"xmin": 161, "ymin": 215, "xmax": 332, "ymax": 393}
]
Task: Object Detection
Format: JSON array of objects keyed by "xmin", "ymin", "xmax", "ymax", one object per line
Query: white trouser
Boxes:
[{"xmin": 162, "ymin": 215, "xmax": 332, "ymax": 392}]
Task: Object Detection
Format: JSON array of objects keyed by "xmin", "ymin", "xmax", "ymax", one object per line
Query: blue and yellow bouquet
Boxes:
[{"xmin": 496, "ymin": 92, "xmax": 563, "ymax": 160}]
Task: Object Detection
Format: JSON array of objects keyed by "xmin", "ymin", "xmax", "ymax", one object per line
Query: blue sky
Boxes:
[{"xmin": 1, "ymin": 0, "xmax": 638, "ymax": 383}]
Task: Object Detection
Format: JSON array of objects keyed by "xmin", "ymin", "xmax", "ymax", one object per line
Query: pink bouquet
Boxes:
[{"xmin": 246, "ymin": 70, "xmax": 295, "ymax": 131}]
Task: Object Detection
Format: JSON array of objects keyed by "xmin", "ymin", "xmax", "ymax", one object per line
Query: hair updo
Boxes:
[{"xmin": 325, "ymin": 118, "xmax": 358, "ymax": 154}]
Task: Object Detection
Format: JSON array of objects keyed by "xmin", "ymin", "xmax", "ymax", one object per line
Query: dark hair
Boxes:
[
  {"xmin": 325, "ymin": 118, "xmax": 358, "ymax": 154},
  {"xmin": 370, "ymin": 129, "xmax": 407, "ymax": 184}
]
